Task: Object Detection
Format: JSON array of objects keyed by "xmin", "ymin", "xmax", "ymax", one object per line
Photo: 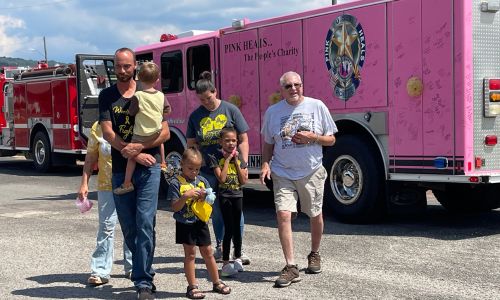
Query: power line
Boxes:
[{"xmin": 0, "ymin": 0, "xmax": 75, "ymax": 10}]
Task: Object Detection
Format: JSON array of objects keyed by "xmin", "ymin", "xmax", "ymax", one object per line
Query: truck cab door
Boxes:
[
  {"xmin": 0, "ymin": 81, "xmax": 14, "ymax": 148},
  {"xmin": 75, "ymin": 54, "xmax": 115, "ymax": 142},
  {"xmin": 1, "ymin": 79, "xmax": 9, "ymax": 128},
  {"xmin": 157, "ymin": 44, "xmax": 187, "ymax": 134}
]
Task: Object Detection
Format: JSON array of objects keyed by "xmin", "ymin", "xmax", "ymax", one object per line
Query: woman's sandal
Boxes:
[
  {"xmin": 186, "ymin": 285, "xmax": 205, "ymax": 299},
  {"xmin": 212, "ymin": 280, "xmax": 231, "ymax": 295}
]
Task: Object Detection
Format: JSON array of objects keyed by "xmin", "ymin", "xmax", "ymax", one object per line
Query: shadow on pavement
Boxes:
[
  {"xmin": 13, "ymin": 273, "xmax": 185, "ymax": 299},
  {"xmin": 160, "ymin": 182, "xmax": 500, "ymax": 241},
  {"xmin": 153, "ymin": 256, "xmax": 204, "ymax": 265},
  {"xmin": 14, "ymin": 274, "xmax": 132, "ymax": 299},
  {"xmin": 154, "ymin": 263, "xmax": 277, "ymax": 285},
  {"xmin": 239, "ymin": 185, "xmax": 500, "ymax": 241},
  {"xmin": 16, "ymin": 192, "xmax": 90, "ymax": 202},
  {"xmin": 12, "ymin": 286, "xmax": 183, "ymax": 299},
  {"xmin": 0, "ymin": 159, "xmax": 82, "ymax": 177}
]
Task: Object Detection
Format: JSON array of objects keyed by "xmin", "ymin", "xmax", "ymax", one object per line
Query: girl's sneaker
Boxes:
[
  {"xmin": 232, "ymin": 248, "xmax": 251, "ymax": 265},
  {"xmin": 221, "ymin": 263, "xmax": 238, "ymax": 277},
  {"xmin": 233, "ymin": 258, "xmax": 244, "ymax": 272}
]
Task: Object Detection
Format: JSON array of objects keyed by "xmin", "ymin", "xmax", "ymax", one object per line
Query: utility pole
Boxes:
[{"xmin": 43, "ymin": 36, "xmax": 48, "ymax": 62}]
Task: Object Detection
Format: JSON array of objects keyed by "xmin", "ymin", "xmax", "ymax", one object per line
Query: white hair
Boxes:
[{"xmin": 279, "ymin": 71, "xmax": 301, "ymax": 86}]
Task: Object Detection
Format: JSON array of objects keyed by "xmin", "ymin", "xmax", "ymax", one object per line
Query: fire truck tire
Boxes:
[
  {"xmin": 433, "ymin": 184, "xmax": 500, "ymax": 212},
  {"xmin": 323, "ymin": 134, "xmax": 384, "ymax": 223},
  {"xmin": 32, "ymin": 131, "xmax": 52, "ymax": 172},
  {"xmin": 159, "ymin": 138, "xmax": 185, "ymax": 195}
]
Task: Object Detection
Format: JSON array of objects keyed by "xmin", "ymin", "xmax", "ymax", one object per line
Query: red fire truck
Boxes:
[{"xmin": 0, "ymin": 55, "xmax": 115, "ymax": 171}]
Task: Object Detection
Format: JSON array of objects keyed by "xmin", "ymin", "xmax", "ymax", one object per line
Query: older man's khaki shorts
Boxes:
[{"xmin": 272, "ymin": 166, "xmax": 327, "ymax": 218}]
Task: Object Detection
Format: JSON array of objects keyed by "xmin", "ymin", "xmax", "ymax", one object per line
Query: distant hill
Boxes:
[{"xmin": 0, "ymin": 56, "xmax": 67, "ymax": 68}]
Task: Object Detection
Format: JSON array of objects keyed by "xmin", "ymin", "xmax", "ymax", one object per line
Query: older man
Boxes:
[{"xmin": 260, "ymin": 71, "xmax": 337, "ymax": 288}]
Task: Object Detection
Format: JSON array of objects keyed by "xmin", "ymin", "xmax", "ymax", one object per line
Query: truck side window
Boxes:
[
  {"xmin": 161, "ymin": 50, "xmax": 183, "ymax": 93},
  {"xmin": 186, "ymin": 45, "xmax": 211, "ymax": 90}
]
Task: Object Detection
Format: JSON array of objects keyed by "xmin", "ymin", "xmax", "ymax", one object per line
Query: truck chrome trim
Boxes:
[
  {"xmin": 481, "ymin": 0, "xmax": 500, "ymax": 12},
  {"xmin": 52, "ymin": 124, "xmax": 72, "ymax": 129},
  {"xmin": 54, "ymin": 149, "xmax": 86, "ymax": 154},
  {"xmin": 389, "ymin": 173, "xmax": 500, "ymax": 183}
]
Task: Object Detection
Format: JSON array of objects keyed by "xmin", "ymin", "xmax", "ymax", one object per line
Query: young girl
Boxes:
[
  {"xmin": 167, "ymin": 147, "xmax": 231, "ymax": 299},
  {"xmin": 207, "ymin": 127, "xmax": 248, "ymax": 277}
]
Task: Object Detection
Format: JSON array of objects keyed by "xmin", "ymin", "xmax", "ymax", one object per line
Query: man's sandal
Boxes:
[
  {"xmin": 212, "ymin": 280, "xmax": 231, "ymax": 295},
  {"xmin": 186, "ymin": 285, "xmax": 205, "ymax": 299},
  {"xmin": 87, "ymin": 275, "xmax": 109, "ymax": 286}
]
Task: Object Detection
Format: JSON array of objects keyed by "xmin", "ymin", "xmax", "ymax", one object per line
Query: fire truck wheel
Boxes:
[
  {"xmin": 323, "ymin": 134, "xmax": 384, "ymax": 223},
  {"xmin": 32, "ymin": 131, "xmax": 52, "ymax": 172},
  {"xmin": 159, "ymin": 138, "xmax": 185, "ymax": 195},
  {"xmin": 433, "ymin": 184, "xmax": 500, "ymax": 212}
]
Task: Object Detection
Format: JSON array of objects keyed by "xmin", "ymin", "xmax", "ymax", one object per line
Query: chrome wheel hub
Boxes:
[{"xmin": 330, "ymin": 155, "xmax": 362, "ymax": 205}]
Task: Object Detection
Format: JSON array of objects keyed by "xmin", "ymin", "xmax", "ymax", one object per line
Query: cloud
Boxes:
[
  {"xmin": 0, "ymin": 15, "xmax": 29, "ymax": 57},
  {"xmin": 43, "ymin": 35, "xmax": 101, "ymax": 63},
  {"xmin": 1, "ymin": 0, "xmax": 339, "ymax": 62}
]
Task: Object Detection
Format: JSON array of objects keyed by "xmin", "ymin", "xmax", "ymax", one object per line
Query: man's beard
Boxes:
[{"xmin": 116, "ymin": 73, "xmax": 133, "ymax": 82}]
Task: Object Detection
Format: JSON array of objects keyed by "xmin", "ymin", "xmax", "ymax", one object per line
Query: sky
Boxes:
[{"xmin": 0, "ymin": 0, "xmax": 353, "ymax": 63}]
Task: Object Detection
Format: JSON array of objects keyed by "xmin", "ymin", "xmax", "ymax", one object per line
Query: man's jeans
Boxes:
[
  {"xmin": 112, "ymin": 164, "xmax": 160, "ymax": 289},
  {"xmin": 90, "ymin": 191, "xmax": 133, "ymax": 279},
  {"xmin": 201, "ymin": 170, "xmax": 245, "ymax": 246}
]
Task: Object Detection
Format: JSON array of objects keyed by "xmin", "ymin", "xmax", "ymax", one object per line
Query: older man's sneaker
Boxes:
[
  {"xmin": 137, "ymin": 287, "xmax": 155, "ymax": 300},
  {"xmin": 274, "ymin": 264, "xmax": 301, "ymax": 287},
  {"xmin": 306, "ymin": 251, "xmax": 322, "ymax": 274}
]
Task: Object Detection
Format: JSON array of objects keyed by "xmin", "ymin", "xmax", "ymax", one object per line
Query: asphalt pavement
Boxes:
[{"xmin": 0, "ymin": 156, "xmax": 499, "ymax": 300}]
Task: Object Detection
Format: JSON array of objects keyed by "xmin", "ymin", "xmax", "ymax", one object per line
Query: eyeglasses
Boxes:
[{"xmin": 283, "ymin": 83, "xmax": 302, "ymax": 90}]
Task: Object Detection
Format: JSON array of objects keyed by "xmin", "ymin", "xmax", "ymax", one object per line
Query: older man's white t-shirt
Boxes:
[{"xmin": 261, "ymin": 97, "xmax": 338, "ymax": 180}]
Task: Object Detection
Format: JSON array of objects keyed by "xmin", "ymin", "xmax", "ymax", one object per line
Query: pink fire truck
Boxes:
[{"xmin": 124, "ymin": 0, "xmax": 500, "ymax": 221}]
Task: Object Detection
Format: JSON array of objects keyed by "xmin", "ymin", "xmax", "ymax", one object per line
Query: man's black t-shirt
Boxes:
[{"xmin": 98, "ymin": 84, "xmax": 160, "ymax": 173}]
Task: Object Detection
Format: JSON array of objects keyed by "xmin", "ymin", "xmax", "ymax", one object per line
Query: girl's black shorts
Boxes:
[{"xmin": 175, "ymin": 220, "xmax": 211, "ymax": 246}]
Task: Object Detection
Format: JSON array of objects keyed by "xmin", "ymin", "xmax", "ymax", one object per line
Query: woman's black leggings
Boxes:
[{"xmin": 220, "ymin": 195, "xmax": 243, "ymax": 261}]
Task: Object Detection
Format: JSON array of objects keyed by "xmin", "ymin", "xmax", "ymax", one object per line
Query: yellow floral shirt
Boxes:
[{"xmin": 87, "ymin": 122, "xmax": 112, "ymax": 191}]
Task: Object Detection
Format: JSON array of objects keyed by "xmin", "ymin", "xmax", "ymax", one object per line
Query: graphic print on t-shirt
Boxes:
[
  {"xmin": 280, "ymin": 112, "xmax": 315, "ymax": 149},
  {"xmin": 113, "ymin": 103, "xmax": 134, "ymax": 141},
  {"xmin": 217, "ymin": 157, "xmax": 241, "ymax": 191},
  {"xmin": 199, "ymin": 114, "xmax": 227, "ymax": 146}
]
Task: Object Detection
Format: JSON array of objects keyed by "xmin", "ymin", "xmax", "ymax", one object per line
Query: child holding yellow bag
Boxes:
[
  {"xmin": 168, "ymin": 147, "xmax": 231, "ymax": 299},
  {"xmin": 207, "ymin": 127, "xmax": 248, "ymax": 277}
]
